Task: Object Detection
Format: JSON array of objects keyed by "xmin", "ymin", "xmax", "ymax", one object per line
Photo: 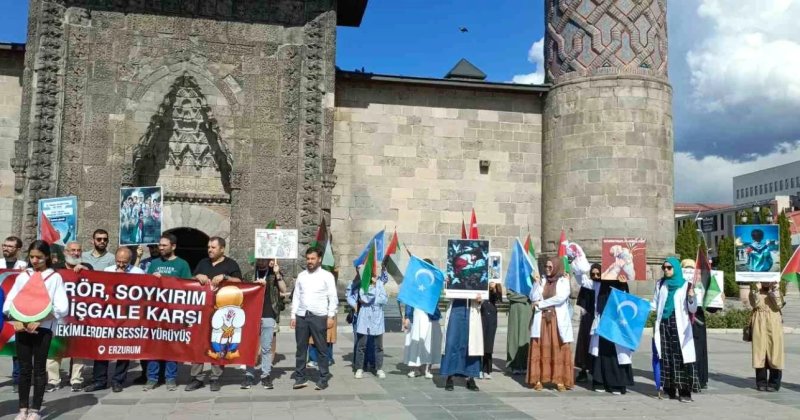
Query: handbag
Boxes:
[{"xmin": 742, "ymin": 309, "xmax": 755, "ymax": 342}]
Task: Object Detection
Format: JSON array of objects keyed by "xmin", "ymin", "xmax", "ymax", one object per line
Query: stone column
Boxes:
[{"xmin": 542, "ymin": 0, "xmax": 674, "ymax": 295}]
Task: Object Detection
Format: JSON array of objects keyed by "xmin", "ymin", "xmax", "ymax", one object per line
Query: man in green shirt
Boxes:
[{"xmin": 143, "ymin": 233, "xmax": 192, "ymax": 391}]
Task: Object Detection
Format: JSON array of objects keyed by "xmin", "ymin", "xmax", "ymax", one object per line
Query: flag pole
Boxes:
[{"xmin": 402, "ymin": 241, "xmax": 412, "ymax": 258}]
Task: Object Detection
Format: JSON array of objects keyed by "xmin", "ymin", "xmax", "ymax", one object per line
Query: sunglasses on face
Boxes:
[
  {"xmin": 95, "ymin": 237, "xmax": 109, "ymax": 242},
  {"xmin": 662, "ymin": 265, "xmax": 673, "ymax": 271},
  {"xmin": 590, "ymin": 272, "xmax": 600, "ymax": 277}
]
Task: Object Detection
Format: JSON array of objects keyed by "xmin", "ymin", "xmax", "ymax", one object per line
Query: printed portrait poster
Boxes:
[
  {"xmin": 601, "ymin": 238, "xmax": 647, "ymax": 281},
  {"xmin": 734, "ymin": 224, "xmax": 780, "ymax": 282},
  {"xmin": 446, "ymin": 239, "xmax": 490, "ymax": 299},
  {"xmin": 254, "ymin": 229, "xmax": 299, "ymax": 259},
  {"xmin": 681, "ymin": 268, "xmax": 726, "ymax": 309},
  {"xmin": 488, "ymin": 252, "xmax": 503, "ymax": 282},
  {"xmin": 119, "ymin": 187, "xmax": 163, "ymax": 246},
  {"xmin": 38, "ymin": 196, "xmax": 78, "ymax": 245}
]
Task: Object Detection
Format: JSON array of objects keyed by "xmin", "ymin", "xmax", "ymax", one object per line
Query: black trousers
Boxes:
[
  {"xmin": 294, "ymin": 313, "xmax": 330, "ymax": 383},
  {"xmin": 16, "ymin": 328, "xmax": 53, "ymax": 410},
  {"xmin": 92, "ymin": 360, "xmax": 130, "ymax": 387},
  {"xmin": 482, "ymin": 353, "xmax": 493, "ymax": 374},
  {"xmin": 355, "ymin": 334, "xmax": 384, "ymax": 371},
  {"xmin": 756, "ymin": 367, "xmax": 782, "ymax": 389}
]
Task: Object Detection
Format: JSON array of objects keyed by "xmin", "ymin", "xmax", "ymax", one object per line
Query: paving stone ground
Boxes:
[{"xmin": 0, "ymin": 317, "xmax": 798, "ymax": 420}]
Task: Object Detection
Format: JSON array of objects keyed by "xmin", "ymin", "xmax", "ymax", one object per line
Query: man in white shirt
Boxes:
[
  {"xmin": 1, "ymin": 236, "xmax": 27, "ymax": 269},
  {"xmin": 291, "ymin": 247, "xmax": 338, "ymax": 391},
  {"xmin": 102, "ymin": 247, "xmax": 145, "ymax": 274}
]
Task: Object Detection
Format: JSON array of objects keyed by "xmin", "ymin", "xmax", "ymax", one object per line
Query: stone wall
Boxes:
[
  {"xmin": 332, "ymin": 76, "xmax": 544, "ymax": 287},
  {"xmin": 0, "ymin": 48, "xmax": 24, "ymax": 241}
]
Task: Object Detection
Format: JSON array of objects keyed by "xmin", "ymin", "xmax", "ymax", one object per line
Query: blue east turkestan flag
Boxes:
[
  {"xmin": 597, "ymin": 288, "xmax": 651, "ymax": 351},
  {"xmin": 505, "ymin": 239, "xmax": 534, "ymax": 296},
  {"xmin": 353, "ymin": 230, "xmax": 385, "ymax": 268},
  {"xmin": 397, "ymin": 256, "xmax": 444, "ymax": 316}
]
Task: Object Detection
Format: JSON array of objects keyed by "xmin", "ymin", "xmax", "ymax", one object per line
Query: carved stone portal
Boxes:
[{"xmin": 131, "ymin": 73, "xmax": 233, "ymax": 197}]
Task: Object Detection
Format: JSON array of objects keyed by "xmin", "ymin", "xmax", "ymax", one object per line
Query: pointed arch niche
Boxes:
[{"xmin": 131, "ymin": 72, "xmax": 234, "ymax": 200}]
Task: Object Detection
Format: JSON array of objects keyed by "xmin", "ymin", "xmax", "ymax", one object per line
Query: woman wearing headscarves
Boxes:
[
  {"xmin": 750, "ymin": 281, "xmax": 784, "ymax": 391},
  {"xmin": 589, "ymin": 265, "xmax": 634, "ymax": 394},
  {"xmin": 680, "ymin": 259, "xmax": 709, "ymax": 390},
  {"xmin": 651, "ymin": 257, "xmax": 699, "ymax": 402},
  {"xmin": 527, "ymin": 257, "xmax": 574, "ymax": 391},
  {"xmin": 574, "ymin": 261, "xmax": 600, "ymax": 383},
  {"xmin": 440, "ymin": 290, "xmax": 483, "ymax": 391},
  {"xmin": 506, "ymin": 290, "xmax": 533, "ymax": 375}
]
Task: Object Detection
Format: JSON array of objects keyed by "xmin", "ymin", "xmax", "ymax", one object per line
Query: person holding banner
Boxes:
[
  {"xmin": 527, "ymin": 257, "xmax": 574, "ymax": 392},
  {"xmin": 241, "ymin": 258, "xmax": 287, "ymax": 390},
  {"xmin": 185, "ymin": 237, "xmax": 243, "ymax": 392},
  {"xmin": 589, "ymin": 265, "xmax": 634, "ymax": 395},
  {"xmin": 4, "ymin": 241, "xmax": 69, "ymax": 420},
  {"xmin": 750, "ymin": 282, "xmax": 784, "ymax": 391},
  {"xmin": 651, "ymin": 257, "xmax": 699, "ymax": 403}
]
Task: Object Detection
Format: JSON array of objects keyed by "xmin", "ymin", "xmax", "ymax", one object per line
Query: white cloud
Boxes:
[
  {"xmin": 686, "ymin": 0, "xmax": 800, "ymax": 111},
  {"xmin": 675, "ymin": 141, "xmax": 800, "ymax": 203},
  {"xmin": 510, "ymin": 37, "xmax": 545, "ymax": 84}
]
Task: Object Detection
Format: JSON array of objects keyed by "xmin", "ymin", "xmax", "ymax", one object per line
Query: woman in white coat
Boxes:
[
  {"xmin": 527, "ymin": 257, "xmax": 574, "ymax": 391},
  {"xmin": 651, "ymin": 257, "xmax": 699, "ymax": 403}
]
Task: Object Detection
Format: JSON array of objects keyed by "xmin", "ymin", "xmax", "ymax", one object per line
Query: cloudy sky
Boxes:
[{"xmin": 2, "ymin": 1, "xmax": 799, "ymax": 204}]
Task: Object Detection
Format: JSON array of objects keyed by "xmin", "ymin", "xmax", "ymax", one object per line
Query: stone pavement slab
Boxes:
[{"xmin": 0, "ymin": 325, "xmax": 797, "ymax": 419}]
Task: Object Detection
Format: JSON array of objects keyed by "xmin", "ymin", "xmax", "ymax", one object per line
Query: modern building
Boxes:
[
  {"xmin": 734, "ymin": 160, "xmax": 800, "ymax": 205},
  {"xmin": 1, "ymin": 1, "xmax": 674, "ymax": 296}
]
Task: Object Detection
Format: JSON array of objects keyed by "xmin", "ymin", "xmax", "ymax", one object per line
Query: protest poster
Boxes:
[
  {"xmin": 0, "ymin": 269, "xmax": 264, "ymax": 365},
  {"xmin": 445, "ymin": 239, "xmax": 489, "ymax": 299},
  {"xmin": 601, "ymin": 238, "xmax": 647, "ymax": 281},
  {"xmin": 488, "ymin": 252, "xmax": 502, "ymax": 282},
  {"xmin": 38, "ymin": 196, "xmax": 78, "ymax": 245},
  {"xmin": 254, "ymin": 229, "xmax": 299, "ymax": 259},
  {"xmin": 119, "ymin": 186, "xmax": 163, "ymax": 246},
  {"xmin": 682, "ymin": 268, "xmax": 725, "ymax": 309},
  {"xmin": 735, "ymin": 224, "xmax": 780, "ymax": 282}
]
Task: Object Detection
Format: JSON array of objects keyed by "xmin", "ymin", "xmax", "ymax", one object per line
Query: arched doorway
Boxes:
[{"xmin": 164, "ymin": 227, "xmax": 209, "ymax": 272}]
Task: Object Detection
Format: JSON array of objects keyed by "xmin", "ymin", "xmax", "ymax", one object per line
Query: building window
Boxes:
[
  {"xmin": 715, "ymin": 235, "xmax": 719, "ymax": 248},
  {"xmin": 792, "ymin": 178, "xmax": 796, "ymax": 188},
  {"xmin": 720, "ymin": 213, "xmax": 724, "ymax": 230},
  {"xmin": 769, "ymin": 183, "xmax": 773, "ymax": 193},
  {"xmin": 780, "ymin": 180, "xmax": 784, "ymax": 190}
]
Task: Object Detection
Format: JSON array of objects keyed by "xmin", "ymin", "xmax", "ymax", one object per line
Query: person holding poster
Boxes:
[
  {"xmin": 440, "ymin": 293, "xmax": 483, "ymax": 391},
  {"xmin": 750, "ymin": 282, "xmax": 784, "ymax": 391},
  {"xmin": 651, "ymin": 257, "xmax": 699, "ymax": 402},
  {"xmin": 681, "ymin": 259, "xmax": 710, "ymax": 390},
  {"xmin": 527, "ymin": 257, "xmax": 574, "ymax": 392},
  {"xmin": 589, "ymin": 266, "xmax": 634, "ymax": 395},
  {"xmin": 4, "ymin": 241, "xmax": 69, "ymax": 420}
]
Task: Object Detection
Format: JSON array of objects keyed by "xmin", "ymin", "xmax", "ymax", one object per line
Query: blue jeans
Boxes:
[
  {"xmin": 147, "ymin": 360, "xmax": 177, "ymax": 381},
  {"xmin": 309, "ymin": 343, "xmax": 334, "ymax": 364},
  {"xmin": 245, "ymin": 318, "xmax": 276, "ymax": 379}
]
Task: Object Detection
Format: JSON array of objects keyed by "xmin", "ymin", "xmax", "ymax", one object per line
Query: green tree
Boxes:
[
  {"xmin": 778, "ymin": 210, "xmax": 791, "ymax": 295},
  {"xmin": 717, "ymin": 236, "xmax": 738, "ymax": 297},
  {"xmin": 675, "ymin": 220, "xmax": 700, "ymax": 261}
]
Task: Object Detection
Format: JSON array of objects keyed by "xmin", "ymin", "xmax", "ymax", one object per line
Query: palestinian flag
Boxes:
[
  {"xmin": 781, "ymin": 246, "xmax": 800, "ymax": 285},
  {"xmin": 383, "ymin": 230, "xmax": 403, "ymax": 283},
  {"xmin": 266, "ymin": 220, "xmax": 277, "ymax": 229},
  {"xmin": 695, "ymin": 242, "xmax": 720, "ymax": 307},
  {"xmin": 39, "ymin": 212, "xmax": 61, "ymax": 245},
  {"xmin": 558, "ymin": 230, "xmax": 570, "ymax": 274},
  {"xmin": 461, "ymin": 219, "xmax": 468, "ymax": 239},
  {"xmin": 469, "ymin": 209, "xmax": 479, "ymax": 239},
  {"xmin": 310, "ymin": 218, "xmax": 328, "ymax": 249},
  {"xmin": 360, "ymin": 241, "xmax": 378, "ymax": 293},
  {"xmin": 322, "ymin": 236, "xmax": 335, "ymax": 270},
  {"xmin": 523, "ymin": 234, "xmax": 536, "ymax": 260}
]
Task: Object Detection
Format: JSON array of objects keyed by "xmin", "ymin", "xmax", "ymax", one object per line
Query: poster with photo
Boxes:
[
  {"xmin": 38, "ymin": 196, "xmax": 78, "ymax": 245},
  {"xmin": 119, "ymin": 187, "xmax": 163, "ymax": 246},
  {"xmin": 601, "ymin": 238, "xmax": 647, "ymax": 281},
  {"xmin": 254, "ymin": 229, "xmax": 299, "ymax": 259},
  {"xmin": 735, "ymin": 224, "xmax": 780, "ymax": 282},
  {"xmin": 488, "ymin": 252, "xmax": 502, "ymax": 282},
  {"xmin": 682, "ymin": 268, "xmax": 725, "ymax": 309},
  {"xmin": 446, "ymin": 239, "xmax": 489, "ymax": 299}
]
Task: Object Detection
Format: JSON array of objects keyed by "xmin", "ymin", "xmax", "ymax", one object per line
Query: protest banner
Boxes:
[
  {"xmin": 38, "ymin": 196, "xmax": 78, "ymax": 245},
  {"xmin": 601, "ymin": 238, "xmax": 647, "ymax": 281},
  {"xmin": 0, "ymin": 269, "xmax": 264, "ymax": 365},
  {"xmin": 734, "ymin": 224, "xmax": 780, "ymax": 282}
]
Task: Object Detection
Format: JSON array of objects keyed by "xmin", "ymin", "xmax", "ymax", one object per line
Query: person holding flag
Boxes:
[
  {"xmin": 651, "ymin": 257, "xmax": 699, "ymax": 403},
  {"xmin": 527, "ymin": 257, "xmax": 574, "ymax": 392},
  {"xmin": 402, "ymin": 258, "xmax": 443, "ymax": 379},
  {"xmin": 682, "ymin": 258, "xmax": 711, "ymax": 390},
  {"xmin": 347, "ymin": 264, "xmax": 388, "ymax": 379},
  {"xmin": 506, "ymin": 236, "xmax": 536, "ymax": 376},
  {"xmin": 749, "ymin": 281, "xmax": 784, "ymax": 392},
  {"xmin": 589, "ymin": 263, "xmax": 635, "ymax": 395}
]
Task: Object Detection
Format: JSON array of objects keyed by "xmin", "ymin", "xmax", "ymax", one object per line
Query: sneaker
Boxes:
[
  {"xmin": 611, "ymin": 391, "xmax": 622, "ymax": 395},
  {"xmin": 479, "ymin": 372, "xmax": 484, "ymax": 379},
  {"xmin": 25, "ymin": 410, "xmax": 40, "ymax": 420},
  {"xmin": 209, "ymin": 380, "xmax": 221, "ymax": 392},
  {"xmin": 83, "ymin": 383, "xmax": 108, "ymax": 392},
  {"xmin": 306, "ymin": 361, "xmax": 318, "ymax": 368},
  {"xmin": 261, "ymin": 377, "xmax": 274, "ymax": 389},
  {"xmin": 424, "ymin": 371, "xmax": 434, "ymax": 379},
  {"xmin": 184, "ymin": 379, "xmax": 204, "ymax": 392},
  {"xmin": 407, "ymin": 370, "xmax": 417, "ymax": 378},
  {"xmin": 678, "ymin": 395, "xmax": 693, "ymax": 403},
  {"xmin": 13, "ymin": 409, "xmax": 26, "ymax": 420},
  {"xmin": 143, "ymin": 380, "xmax": 158, "ymax": 391},
  {"xmin": 165, "ymin": 380, "xmax": 177, "ymax": 391},
  {"xmin": 376, "ymin": 370, "xmax": 386, "ymax": 379},
  {"xmin": 71, "ymin": 383, "xmax": 83, "ymax": 392},
  {"xmin": 293, "ymin": 380, "xmax": 309, "ymax": 390},
  {"xmin": 240, "ymin": 377, "xmax": 253, "ymax": 390},
  {"xmin": 45, "ymin": 383, "xmax": 59, "ymax": 393},
  {"xmin": 483, "ymin": 373, "xmax": 492, "ymax": 380},
  {"xmin": 594, "ymin": 388, "xmax": 607, "ymax": 393},
  {"xmin": 12, "ymin": 384, "xmax": 18, "ymax": 393},
  {"xmin": 315, "ymin": 381, "xmax": 328, "ymax": 391},
  {"xmin": 354, "ymin": 369, "xmax": 363, "ymax": 379},
  {"xmin": 576, "ymin": 370, "xmax": 589, "ymax": 383}
]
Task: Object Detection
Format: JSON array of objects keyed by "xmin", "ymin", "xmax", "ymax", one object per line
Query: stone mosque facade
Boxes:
[{"xmin": 0, "ymin": 0, "xmax": 673, "ymax": 294}]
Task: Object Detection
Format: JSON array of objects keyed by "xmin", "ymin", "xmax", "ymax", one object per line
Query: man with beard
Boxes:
[
  {"xmin": 1, "ymin": 236, "xmax": 26, "ymax": 393},
  {"xmin": 291, "ymin": 248, "xmax": 338, "ymax": 391},
  {"xmin": 81, "ymin": 229, "xmax": 115, "ymax": 270},
  {"xmin": 47, "ymin": 241, "xmax": 92, "ymax": 392},
  {"xmin": 184, "ymin": 237, "xmax": 242, "ymax": 392}
]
